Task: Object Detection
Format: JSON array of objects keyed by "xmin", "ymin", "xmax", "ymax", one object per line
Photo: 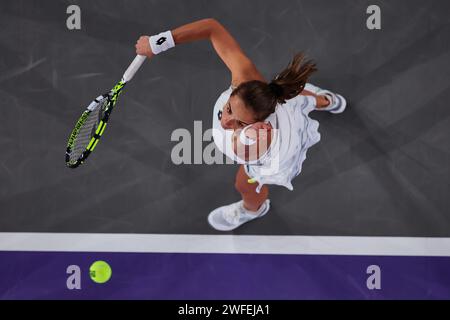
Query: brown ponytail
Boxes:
[
  {"xmin": 231, "ymin": 52, "xmax": 317, "ymax": 121},
  {"xmin": 271, "ymin": 52, "xmax": 317, "ymax": 104}
]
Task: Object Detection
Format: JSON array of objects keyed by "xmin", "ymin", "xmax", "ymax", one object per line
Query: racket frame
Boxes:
[
  {"xmin": 65, "ymin": 55, "xmax": 146, "ymax": 169},
  {"xmin": 65, "ymin": 81, "xmax": 125, "ymax": 168}
]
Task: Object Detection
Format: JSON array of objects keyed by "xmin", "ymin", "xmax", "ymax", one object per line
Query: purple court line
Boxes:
[{"xmin": 0, "ymin": 251, "xmax": 449, "ymax": 300}]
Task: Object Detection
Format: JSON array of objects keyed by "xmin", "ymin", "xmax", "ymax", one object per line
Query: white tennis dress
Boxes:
[{"xmin": 212, "ymin": 85, "xmax": 321, "ymax": 193}]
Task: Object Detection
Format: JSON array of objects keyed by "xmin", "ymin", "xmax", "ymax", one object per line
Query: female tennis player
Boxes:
[{"xmin": 135, "ymin": 18, "xmax": 346, "ymax": 231}]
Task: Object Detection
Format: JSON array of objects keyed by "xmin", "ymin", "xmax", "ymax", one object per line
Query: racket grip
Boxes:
[{"xmin": 122, "ymin": 55, "xmax": 146, "ymax": 82}]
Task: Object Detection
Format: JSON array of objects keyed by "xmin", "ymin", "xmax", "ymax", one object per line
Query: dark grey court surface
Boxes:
[{"xmin": 0, "ymin": 0, "xmax": 449, "ymax": 236}]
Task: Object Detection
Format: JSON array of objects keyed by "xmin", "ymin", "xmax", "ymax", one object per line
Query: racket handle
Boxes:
[{"xmin": 122, "ymin": 55, "xmax": 146, "ymax": 83}]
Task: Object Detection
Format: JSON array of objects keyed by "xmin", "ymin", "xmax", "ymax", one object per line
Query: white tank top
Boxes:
[
  {"xmin": 211, "ymin": 86, "xmax": 279, "ymax": 165},
  {"xmin": 212, "ymin": 85, "xmax": 320, "ymax": 192}
]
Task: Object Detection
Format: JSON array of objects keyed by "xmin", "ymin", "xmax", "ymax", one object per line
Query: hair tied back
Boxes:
[{"xmin": 268, "ymin": 82, "xmax": 283, "ymax": 98}]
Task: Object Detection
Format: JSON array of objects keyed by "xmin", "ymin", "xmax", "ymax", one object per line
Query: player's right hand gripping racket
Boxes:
[{"xmin": 65, "ymin": 55, "xmax": 146, "ymax": 168}]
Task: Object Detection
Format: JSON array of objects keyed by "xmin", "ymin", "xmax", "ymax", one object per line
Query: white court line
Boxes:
[{"xmin": 1, "ymin": 233, "xmax": 450, "ymax": 256}]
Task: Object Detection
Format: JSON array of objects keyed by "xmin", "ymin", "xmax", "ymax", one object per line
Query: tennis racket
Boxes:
[{"xmin": 65, "ymin": 55, "xmax": 146, "ymax": 168}]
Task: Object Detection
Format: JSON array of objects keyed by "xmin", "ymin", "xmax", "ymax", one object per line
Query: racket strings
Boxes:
[{"xmin": 69, "ymin": 97, "xmax": 109, "ymax": 162}]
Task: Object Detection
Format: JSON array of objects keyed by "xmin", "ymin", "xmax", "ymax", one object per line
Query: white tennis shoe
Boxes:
[
  {"xmin": 305, "ymin": 83, "xmax": 347, "ymax": 114},
  {"xmin": 208, "ymin": 199, "xmax": 270, "ymax": 231}
]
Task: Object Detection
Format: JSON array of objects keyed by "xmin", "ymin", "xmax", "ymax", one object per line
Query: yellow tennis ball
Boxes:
[{"xmin": 89, "ymin": 260, "xmax": 112, "ymax": 284}]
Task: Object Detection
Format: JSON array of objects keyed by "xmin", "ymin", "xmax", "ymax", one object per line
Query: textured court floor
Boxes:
[{"xmin": 0, "ymin": 0, "xmax": 449, "ymax": 236}]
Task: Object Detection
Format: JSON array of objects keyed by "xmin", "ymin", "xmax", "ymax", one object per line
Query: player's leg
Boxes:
[
  {"xmin": 207, "ymin": 165, "xmax": 270, "ymax": 231},
  {"xmin": 235, "ymin": 165, "xmax": 268, "ymax": 212}
]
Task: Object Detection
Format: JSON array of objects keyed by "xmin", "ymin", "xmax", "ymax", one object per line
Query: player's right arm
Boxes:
[{"xmin": 135, "ymin": 18, "xmax": 265, "ymax": 86}]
